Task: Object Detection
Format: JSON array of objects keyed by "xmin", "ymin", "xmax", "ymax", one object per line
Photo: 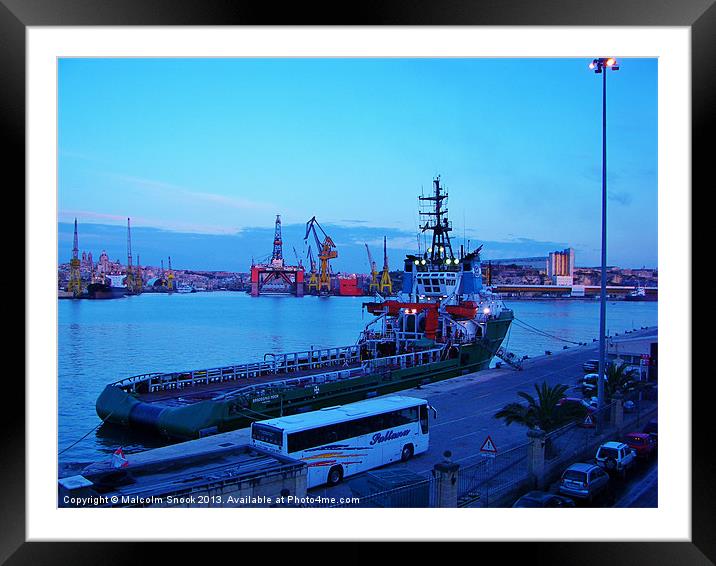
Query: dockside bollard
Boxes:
[
  {"xmin": 527, "ymin": 428, "xmax": 546, "ymax": 489},
  {"xmin": 433, "ymin": 451, "xmax": 460, "ymax": 508}
]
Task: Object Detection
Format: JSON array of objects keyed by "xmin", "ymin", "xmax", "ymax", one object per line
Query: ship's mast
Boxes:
[{"xmin": 419, "ymin": 175, "xmax": 455, "ymax": 265}]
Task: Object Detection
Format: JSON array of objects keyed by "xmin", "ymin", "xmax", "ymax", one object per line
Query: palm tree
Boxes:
[
  {"xmin": 604, "ymin": 361, "xmax": 639, "ymax": 400},
  {"xmin": 494, "ymin": 382, "xmax": 588, "ymax": 433}
]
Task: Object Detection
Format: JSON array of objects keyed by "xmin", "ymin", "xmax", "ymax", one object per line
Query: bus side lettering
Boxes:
[{"xmin": 370, "ymin": 429, "xmax": 410, "ymax": 445}]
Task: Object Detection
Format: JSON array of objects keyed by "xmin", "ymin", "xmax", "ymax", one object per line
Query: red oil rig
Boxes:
[{"xmin": 250, "ymin": 215, "xmax": 305, "ymax": 296}]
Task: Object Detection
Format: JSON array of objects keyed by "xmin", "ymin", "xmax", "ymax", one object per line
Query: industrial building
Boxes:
[{"xmin": 546, "ymin": 247, "xmax": 575, "ymax": 285}]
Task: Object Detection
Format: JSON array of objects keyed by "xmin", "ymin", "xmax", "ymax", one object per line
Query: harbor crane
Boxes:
[
  {"xmin": 125, "ymin": 218, "xmax": 143, "ymax": 294},
  {"xmin": 306, "ymin": 245, "xmax": 319, "ymax": 293},
  {"xmin": 167, "ymin": 256, "xmax": 175, "ymax": 292},
  {"xmin": 304, "ymin": 216, "xmax": 337, "ymax": 294},
  {"xmin": 67, "ymin": 218, "xmax": 83, "ymax": 297},
  {"xmin": 125, "ymin": 218, "xmax": 137, "ymax": 293},
  {"xmin": 292, "ymin": 246, "xmax": 303, "ymax": 269},
  {"xmin": 134, "ymin": 254, "xmax": 143, "ymax": 294},
  {"xmin": 364, "ymin": 243, "xmax": 379, "ymax": 294},
  {"xmin": 379, "ymin": 236, "xmax": 393, "ymax": 295}
]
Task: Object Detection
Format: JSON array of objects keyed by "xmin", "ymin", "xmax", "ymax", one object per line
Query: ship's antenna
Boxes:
[
  {"xmin": 416, "ymin": 192, "xmax": 421, "ymax": 254},
  {"xmin": 463, "ymin": 210, "xmax": 466, "ymax": 255}
]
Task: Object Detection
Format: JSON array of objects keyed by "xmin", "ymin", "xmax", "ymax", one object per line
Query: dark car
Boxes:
[
  {"xmin": 512, "ymin": 490, "xmax": 575, "ymax": 508},
  {"xmin": 642, "ymin": 418, "xmax": 658, "ymax": 438},
  {"xmin": 557, "ymin": 397, "xmax": 597, "ymax": 427},
  {"xmin": 581, "ymin": 373, "xmax": 606, "ymax": 395}
]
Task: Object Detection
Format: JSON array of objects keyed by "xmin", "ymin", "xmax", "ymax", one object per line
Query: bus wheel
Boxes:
[
  {"xmin": 401, "ymin": 444, "xmax": 414, "ymax": 462},
  {"xmin": 327, "ymin": 465, "xmax": 343, "ymax": 486}
]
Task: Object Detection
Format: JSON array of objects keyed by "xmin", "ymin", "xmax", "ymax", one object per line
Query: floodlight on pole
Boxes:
[{"xmin": 589, "ymin": 57, "xmax": 619, "ymax": 419}]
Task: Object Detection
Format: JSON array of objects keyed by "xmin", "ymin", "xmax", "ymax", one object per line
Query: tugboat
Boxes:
[
  {"xmin": 624, "ymin": 286, "xmax": 656, "ymax": 302},
  {"xmin": 95, "ymin": 176, "xmax": 514, "ymax": 440}
]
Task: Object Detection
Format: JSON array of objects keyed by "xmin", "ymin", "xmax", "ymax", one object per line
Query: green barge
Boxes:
[{"xmin": 96, "ymin": 310, "xmax": 512, "ymax": 440}]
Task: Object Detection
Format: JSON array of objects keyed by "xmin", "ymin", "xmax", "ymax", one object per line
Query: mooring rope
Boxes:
[
  {"xmin": 511, "ymin": 317, "xmax": 583, "ymax": 346},
  {"xmin": 58, "ymin": 411, "xmax": 115, "ymax": 456}
]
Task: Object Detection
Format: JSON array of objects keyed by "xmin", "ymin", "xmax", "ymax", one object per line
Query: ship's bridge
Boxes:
[{"xmin": 415, "ymin": 271, "xmax": 458, "ymax": 297}]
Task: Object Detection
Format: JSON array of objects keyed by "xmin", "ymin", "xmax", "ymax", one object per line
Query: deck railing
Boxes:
[
  {"xmin": 219, "ymin": 346, "xmax": 447, "ymax": 401},
  {"xmin": 113, "ymin": 345, "xmax": 361, "ymax": 394},
  {"xmin": 362, "ymin": 347, "xmax": 444, "ymax": 372}
]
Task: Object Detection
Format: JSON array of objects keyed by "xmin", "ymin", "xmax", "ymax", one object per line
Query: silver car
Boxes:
[{"xmin": 559, "ymin": 463, "xmax": 610, "ymax": 503}]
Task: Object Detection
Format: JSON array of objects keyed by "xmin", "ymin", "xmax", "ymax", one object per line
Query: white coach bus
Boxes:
[{"xmin": 250, "ymin": 396, "xmax": 435, "ymax": 488}]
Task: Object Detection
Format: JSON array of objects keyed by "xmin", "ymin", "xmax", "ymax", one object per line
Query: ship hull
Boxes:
[
  {"xmin": 96, "ymin": 312, "xmax": 512, "ymax": 440},
  {"xmin": 86, "ymin": 283, "xmax": 127, "ymax": 300}
]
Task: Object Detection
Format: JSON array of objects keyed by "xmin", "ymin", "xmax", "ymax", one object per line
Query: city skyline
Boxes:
[
  {"xmin": 59, "ymin": 58, "xmax": 658, "ymax": 269},
  {"xmin": 57, "ymin": 220, "xmax": 655, "ymax": 273}
]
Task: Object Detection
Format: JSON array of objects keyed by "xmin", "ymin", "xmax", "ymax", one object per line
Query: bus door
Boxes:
[{"xmin": 420, "ymin": 404, "xmax": 430, "ymax": 435}]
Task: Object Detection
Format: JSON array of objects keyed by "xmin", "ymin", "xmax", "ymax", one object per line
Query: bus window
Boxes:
[
  {"xmin": 391, "ymin": 407, "xmax": 419, "ymax": 426},
  {"xmin": 419, "ymin": 405, "xmax": 429, "ymax": 434}
]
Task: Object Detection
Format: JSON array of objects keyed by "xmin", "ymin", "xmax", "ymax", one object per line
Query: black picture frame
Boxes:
[{"xmin": 5, "ymin": 0, "xmax": 705, "ymax": 562}]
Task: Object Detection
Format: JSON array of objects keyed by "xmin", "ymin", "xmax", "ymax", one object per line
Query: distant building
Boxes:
[
  {"xmin": 546, "ymin": 248, "xmax": 575, "ymax": 285},
  {"xmin": 608, "ymin": 333, "xmax": 658, "ymax": 383},
  {"xmin": 98, "ymin": 250, "xmax": 110, "ymax": 275},
  {"xmin": 487, "ymin": 257, "xmax": 548, "ymax": 270}
]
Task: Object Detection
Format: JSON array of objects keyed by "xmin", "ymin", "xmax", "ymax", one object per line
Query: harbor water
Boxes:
[{"xmin": 58, "ymin": 292, "xmax": 657, "ymax": 464}]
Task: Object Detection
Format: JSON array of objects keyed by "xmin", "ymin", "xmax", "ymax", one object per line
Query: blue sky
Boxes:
[{"xmin": 59, "ymin": 58, "xmax": 657, "ymax": 271}]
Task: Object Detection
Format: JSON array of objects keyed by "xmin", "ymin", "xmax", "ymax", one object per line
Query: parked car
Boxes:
[
  {"xmin": 581, "ymin": 373, "xmax": 601, "ymax": 394},
  {"xmin": 582, "ymin": 359, "xmax": 599, "ymax": 373},
  {"xmin": 642, "ymin": 418, "xmax": 658, "ymax": 438},
  {"xmin": 559, "ymin": 463, "xmax": 610, "ymax": 503},
  {"xmin": 624, "ymin": 432, "xmax": 657, "ymax": 459},
  {"xmin": 557, "ymin": 397, "xmax": 597, "ymax": 428},
  {"xmin": 512, "ymin": 490, "xmax": 575, "ymax": 508},
  {"xmin": 595, "ymin": 441, "xmax": 637, "ymax": 478}
]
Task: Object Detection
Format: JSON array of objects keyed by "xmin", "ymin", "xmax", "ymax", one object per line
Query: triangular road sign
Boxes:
[
  {"xmin": 480, "ymin": 435, "xmax": 498, "ymax": 454},
  {"xmin": 583, "ymin": 414, "xmax": 594, "ymax": 426}
]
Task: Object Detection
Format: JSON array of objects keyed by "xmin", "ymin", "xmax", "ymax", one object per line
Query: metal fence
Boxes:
[
  {"xmin": 456, "ymin": 443, "xmax": 531, "ymax": 507},
  {"xmin": 306, "ymin": 476, "xmax": 437, "ymax": 508}
]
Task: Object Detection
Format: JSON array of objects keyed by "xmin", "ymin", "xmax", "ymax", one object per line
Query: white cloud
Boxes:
[{"xmin": 111, "ymin": 173, "xmax": 275, "ymax": 212}]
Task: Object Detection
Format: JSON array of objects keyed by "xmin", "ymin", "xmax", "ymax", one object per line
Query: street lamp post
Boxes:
[{"xmin": 589, "ymin": 57, "xmax": 619, "ymax": 420}]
